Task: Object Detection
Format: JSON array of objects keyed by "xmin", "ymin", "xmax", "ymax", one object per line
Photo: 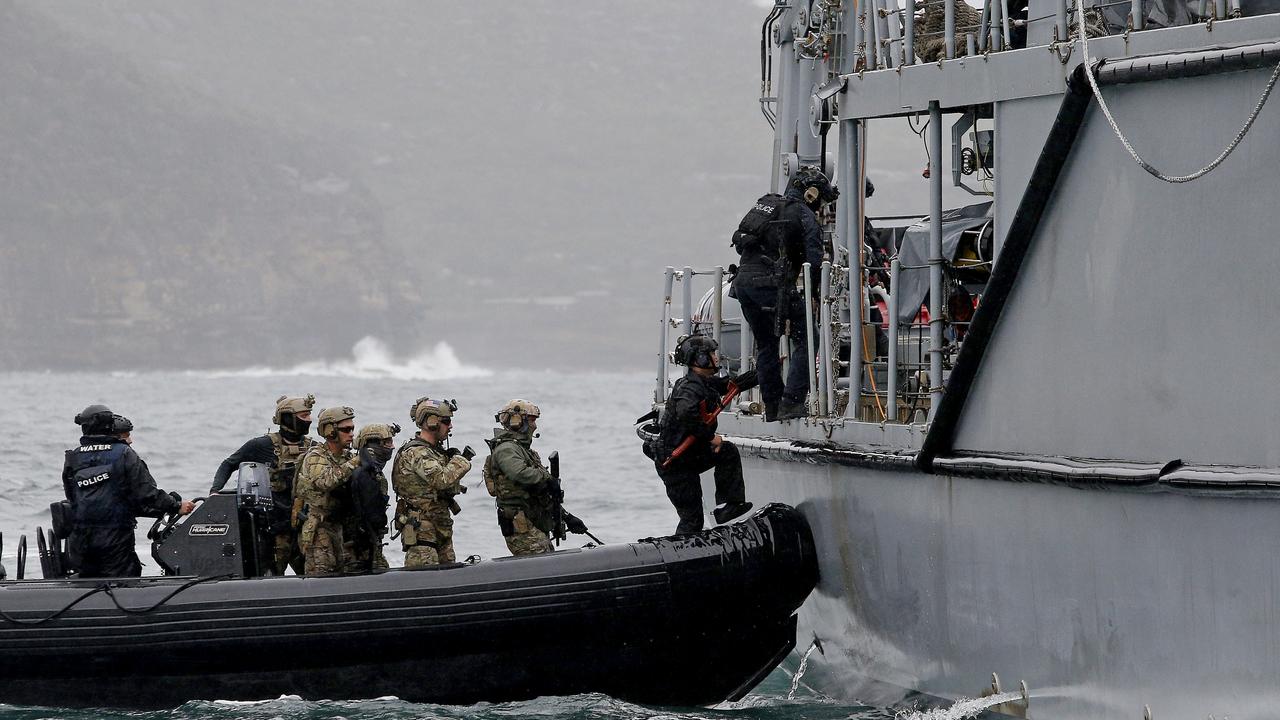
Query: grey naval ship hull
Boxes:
[
  {"xmin": 717, "ymin": 439, "xmax": 1280, "ymax": 719},
  {"xmin": 662, "ymin": 5, "xmax": 1280, "ymax": 717}
]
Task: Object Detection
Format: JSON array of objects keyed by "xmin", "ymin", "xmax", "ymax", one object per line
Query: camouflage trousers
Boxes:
[
  {"xmin": 404, "ymin": 539, "xmax": 456, "ymax": 568},
  {"xmin": 272, "ymin": 532, "xmax": 305, "ymax": 576},
  {"xmin": 299, "ymin": 518, "xmax": 344, "ymax": 576},
  {"xmin": 504, "ymin": 510, "xmax": 553, "ymax": 556},
  {"xmin": 343, "ymin": 537, "xmax": 390, "ymax": 573}
]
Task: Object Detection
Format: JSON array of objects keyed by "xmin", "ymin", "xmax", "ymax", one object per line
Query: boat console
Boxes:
[{"xmin": 150, "ymin": 462, "xmax": 276, "ymax": 578}]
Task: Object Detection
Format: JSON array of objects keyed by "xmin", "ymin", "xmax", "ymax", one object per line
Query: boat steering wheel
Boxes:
[{"xmin": 147, "ymin": 497, "xmax": 205, "ymax": 542}]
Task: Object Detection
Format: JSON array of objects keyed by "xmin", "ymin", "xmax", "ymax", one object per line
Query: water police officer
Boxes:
[
  {"xmin": 392, "ymin": 398, "xmax": 471, "ymax": 567},
  {"xmin": 210, "ymin": 394, "xmax": 317, "ymax": 575},
  {"xmin": 293, "ymin": 406, "xmax": 366, "ymax": 575},
  {"xmin": 731, "ymin": 165, "xmax": 838, "ymax": 421},
  {"xmin": 482, "ymin": 399, "xmax": 587, "ymax": 556},
  {"xmin": 653, "ymin": 336, "xmax": 752, "ymax": 534},
  {"xmin": 62, "ymin": 404, "xmax": 195, "ymax": 578}
]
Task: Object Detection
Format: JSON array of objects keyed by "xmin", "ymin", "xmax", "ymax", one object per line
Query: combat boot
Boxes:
[
  {"xmin": 776, "ymin": 397, "xmax": 807, "ymax": 421},
  {"xmin": 713, "ymin": 501, "xmax": 753, "ymax": 525},
  {"xmin": 763, "ymin": 399, "xmax": 780, "ymax": 422}
]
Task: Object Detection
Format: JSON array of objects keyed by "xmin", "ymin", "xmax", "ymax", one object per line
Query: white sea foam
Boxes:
[
  {"xmin": 896, "ymin": 691, "xmax": 1024, "ymax": 720},
  {"xmin": 192, "ymin": 337, "xmax": 491, "ymax": 381}
]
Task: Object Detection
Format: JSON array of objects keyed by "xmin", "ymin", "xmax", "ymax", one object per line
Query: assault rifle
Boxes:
[
  {"xmin": 660, "ymin": 370, "xmax": 759, "ymax": 470},
  {"xmin": 549, "ymin": 452, "xmax": 564, "ymax": 547},
  {"xmin": 546, "ymin": 453, "xmax": 602, "ymax": 546}
]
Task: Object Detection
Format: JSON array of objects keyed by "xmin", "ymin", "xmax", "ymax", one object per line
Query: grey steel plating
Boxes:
[{"xmin": 652, "ymin": 0, "xmax": 1280, "ymax": 717}]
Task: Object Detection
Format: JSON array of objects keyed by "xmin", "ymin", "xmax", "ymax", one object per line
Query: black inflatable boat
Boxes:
[{"xmin": 0, "ymin": 503, "xmax": 816, "ymax": 709}]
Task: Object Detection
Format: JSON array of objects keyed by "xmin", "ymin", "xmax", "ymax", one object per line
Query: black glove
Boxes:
[
  {"xmin": 445, "ymin": 447, "xmax": 461, "ymax": 459},
  {"xmin": 730, "ymin": 369, "xmax": 759, "ymax": 392},
  {"xmin": 565, "ymin": 513, "xmax": 588, "ymax": 535}
]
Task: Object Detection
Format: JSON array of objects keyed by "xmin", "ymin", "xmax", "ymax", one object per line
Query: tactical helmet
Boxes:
[
  {"xmin": 273, "ymin": 394, "xmax": 316, "ymax": 425},
  {"xmin": 673, "ymin": 334, "xmax": 719, "ymax": 369},
  {"xmin": 410, "ymin": 396, "xmax": 455, "ymax": 430},
  {"xmin": 495, "ymin": 399, "xmax": 540, "ymax": 432},
  {"xmin": 110, "ymin": 414, "xmax": 134, "ymax": 435},
  {"xmin": 789, "ymin": 165, "xmax": 839, "ymax": 207},
  {"xmin": 316, "ymin": 406, "xmax": 356, "ymax": 439},
  {"xmin": 74, "ymin": 404, "xmax": 115, "ymax": 434},
  {"xmin": 356, "ymin": 423, "xmax": 401, "ymax": 449}
]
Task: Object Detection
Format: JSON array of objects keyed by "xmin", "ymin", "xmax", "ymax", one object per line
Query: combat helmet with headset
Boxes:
[
  {"xmin": 356, "ymin": 423, "xmax": 401, "ymax": 450},
  {"xmin": 273, "ymin": 394, "xmax": 315, "ymax": 437},
  {"xmin": 410, "ymin": 396, "xmax": 456, "ymax": 431},
  {"xmin": 788, "ymin": 165, "xmax": 840, "ymax": 209},
  {"xmin": 316, "ymin": 406, "xmax": 356, "ymax": 441},
  {"xmin": 672, "ymin": 334, "xmax": 719, "ymax": 370},
  {"xmin": 495, "ymin": 399, "xmax": 540, "ymax": 434}
]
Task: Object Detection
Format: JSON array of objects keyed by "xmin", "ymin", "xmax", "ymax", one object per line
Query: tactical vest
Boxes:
[
  {"xmin": 64, "ymin": 439, "xmax": 132, "ymax": 529},
  {"xmin": 731, "ymin": 193, "xmax": 793, "ymax": 258},
  {"xmin": 267, "ymin": 432, "xmax": 315, "ymax": 496},
  {"xmin": 392, "ymin": 438, "xmax": 452, "ymax": 548},
  {"xmin": 482, "ymin": 436, "xmax": 553, "ymax": 531},
  {"xmin": 292, "ymin": 445, "xmax": 353, "ymax": 525}
]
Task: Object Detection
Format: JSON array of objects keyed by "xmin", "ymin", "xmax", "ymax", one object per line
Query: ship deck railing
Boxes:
[
  {"xmin": 851, "ymin": 0, "xmax": 1246, "ymax": 74},
  {"xmin": 653, "ymin": 218, "xmax": 973, "ymax": 428}
]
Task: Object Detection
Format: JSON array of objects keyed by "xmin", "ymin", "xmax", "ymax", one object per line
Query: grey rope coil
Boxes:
[{"xmin": 1077, "ymin": 1, "xmax": 1280, "ymax": 183}]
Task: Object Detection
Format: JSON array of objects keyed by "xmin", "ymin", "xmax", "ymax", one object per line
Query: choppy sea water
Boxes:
[{"xmin": 0, "ymin": 355, "xmax": 913, "ymax": 720}]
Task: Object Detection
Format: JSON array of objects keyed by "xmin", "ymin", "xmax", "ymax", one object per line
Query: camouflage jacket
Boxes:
[
  {"xmin": 293, "ymin": 443, "xmax": 359, "ymax": 523},
  {"xmin": 483, "ymin": 428, "xmax": 555, "ymax": 529},
  {"xmin": 391, "ymin": 437, "xmax": 470, "ymax": 544}
]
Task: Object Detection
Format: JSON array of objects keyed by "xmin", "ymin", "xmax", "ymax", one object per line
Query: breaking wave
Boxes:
[{"xmin": 195, "ymin": 337, "xmax": 491, "ymax": 381}]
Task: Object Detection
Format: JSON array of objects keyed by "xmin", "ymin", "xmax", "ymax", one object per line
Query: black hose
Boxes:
[
  {"xmin": 1, "ymin": 573, "xmax": 233, "ymax": 626},
  {"xmin": 0, "ymin": 585, "xmax": 107, "ymax": 626},
  {"xmin": 101, "ymin": 573, "xmax": 234, "ymax": 615}
]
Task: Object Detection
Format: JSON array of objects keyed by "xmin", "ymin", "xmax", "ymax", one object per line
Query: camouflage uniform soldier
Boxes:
[
  {"xmin": 483, "ymin": 399, "xmax": 587, "ymax": 556},
  {"xmin": 392, "ymin": 398, "xmax": 471, "ymax": 567},
  {"xmin": 342, "ymin": 423, "xmax": 398, "ymax": 572},
  {"xmin": 210, "ymin": 394, "xmax": 316, "ymax": 575},
  {"xmin": 293, "ymin": 406, "xmax": 364, "ymax": 575}
]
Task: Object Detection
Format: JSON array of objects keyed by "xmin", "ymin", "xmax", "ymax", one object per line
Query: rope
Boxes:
[
  {"xmin": 860, "ymin": 324, "xmax": 889, "ymax": 422},
  {"xmin": 1077, "ymin": 0, "xmax": 1280, "ymax": 183}
]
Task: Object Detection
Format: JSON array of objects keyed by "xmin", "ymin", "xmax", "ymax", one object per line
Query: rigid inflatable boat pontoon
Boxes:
[{"xmin": 0, "ymin": 488, "xmax": 817, "ymax": 709}]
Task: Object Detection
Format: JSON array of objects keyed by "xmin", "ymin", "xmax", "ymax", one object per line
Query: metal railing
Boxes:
[
  {"xmin": 848, "ymin": 0, "xmax": 1231, "ymax": 73},
  {"xmin": 655, "ymin": 265, "xmax": 744, "ymax": 405}
]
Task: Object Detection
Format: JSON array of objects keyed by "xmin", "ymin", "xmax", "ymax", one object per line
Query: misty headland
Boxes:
[{"xmin": 0, "ymin": 1, "xmax": 777, "ymax": 372}]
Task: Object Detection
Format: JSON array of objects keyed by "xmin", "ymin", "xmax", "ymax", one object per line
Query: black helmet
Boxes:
[
  {"xmin": 110, "ymin": 414, "xmax": 133, "ymax": 435},
  {"xmin": 673, "ymin": 335, "xmax": 719, "ymax": 369},
  {"xmin": 789, "ymin": 165, "xmax": 839, "ymax": 207},
  {"xmin": 74, "ymin": 404, "xmax": 114, "ymax": 434}
]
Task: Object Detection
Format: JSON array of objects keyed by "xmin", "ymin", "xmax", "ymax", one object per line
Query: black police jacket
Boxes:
[
  {"xmin": 656, "ymin": 372, "xmax": 730, "ymax": 462},
  {"xmin": 62, "ymin": 436, "xmax": 181, "ymax": 530},
  {"xmin": 733, "ymin": 188, "xmax": 823, "ymax": 290}
]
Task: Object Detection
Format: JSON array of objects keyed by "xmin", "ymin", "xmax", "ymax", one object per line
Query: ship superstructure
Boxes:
[{"xmin": 650, "ymin": 1, "xmax": 1280, "ymax": 717}]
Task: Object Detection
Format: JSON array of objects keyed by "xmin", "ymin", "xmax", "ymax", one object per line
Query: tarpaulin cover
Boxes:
[{"xmin": 895, "ymin": 202, "xmax": 992, "ymax": 326}]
